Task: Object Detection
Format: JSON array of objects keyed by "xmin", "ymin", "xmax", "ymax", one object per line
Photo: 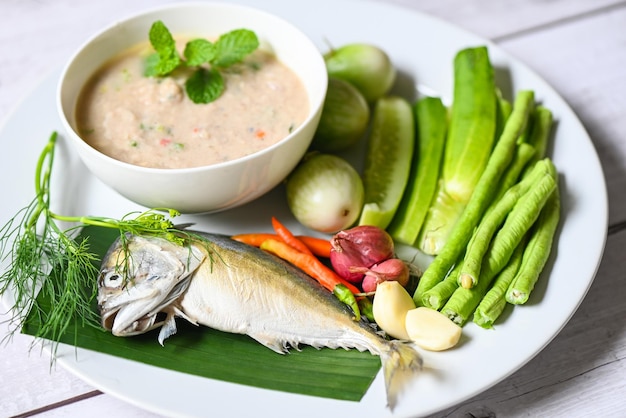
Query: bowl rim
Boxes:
[{"xmin": 56, "ymin": 0, "xmax": 328, "ymax": 174}]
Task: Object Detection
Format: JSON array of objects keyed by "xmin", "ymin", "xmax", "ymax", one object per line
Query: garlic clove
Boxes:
[
  {"xmin": 405, "ymin": 307, "xmax": 462, "ymax": 351},
  {"xmin": 372, "ymin": 280, "xmax": 416, "ymax": 340}
]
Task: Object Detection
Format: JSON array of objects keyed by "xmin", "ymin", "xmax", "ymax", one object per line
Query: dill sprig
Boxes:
[{"xmin": 0, "ymin": 132, "xmax": 189, "ymax": 351}]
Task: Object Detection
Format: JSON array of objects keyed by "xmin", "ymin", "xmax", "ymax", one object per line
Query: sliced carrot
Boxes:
[
  {"xmin": 297, "ymin": 236, "xmax": 332, "ymax": 258},
  {"xmin": 231, "ymin": 233, "xmax": 278, "ymax": 247},
  {"xmin": 271, "ymin": 217, "xmax": 314, "ymax": 256},
  {"xmin": 232, "ymin": 232, "xmax": 332, "ymax": 258}
]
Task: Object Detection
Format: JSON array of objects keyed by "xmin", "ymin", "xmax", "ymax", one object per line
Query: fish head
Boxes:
[{"xmin": 97, "ymin": 234, "xmax": 205, "ymax": 337}]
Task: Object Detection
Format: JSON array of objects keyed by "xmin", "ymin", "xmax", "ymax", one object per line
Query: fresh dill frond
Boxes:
[{"xmin": 0, "ymin": 132, "xmax": 198, "ymax": 354}]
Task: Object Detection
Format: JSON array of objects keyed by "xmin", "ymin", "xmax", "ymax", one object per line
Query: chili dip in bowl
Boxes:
[{"xmin": 57, "ymin": 2, "xmax": 327, "ymax": 213}]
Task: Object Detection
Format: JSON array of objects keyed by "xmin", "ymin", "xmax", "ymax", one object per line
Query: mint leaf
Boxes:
[
  {"xmin": 149, "ymin": 20, "xmax": 176, "ymax": 55},
  {"xmin": 184, "ymin": 39, "xmax": 216, "ymax": 67},
  {"xmin": 150, "ymin": 52, "xmax": 180, "ymax": 76},
  {"xmin": 148, "ymin": 20, "xmax": 181, "ymax": 75},
  {"xmin": 185, "ymin": 68, "xmax": 224, "ymax": 104},
  {"xmin": 143, "ymin": 22, "xmax": 259, "ymax": 104},
  {"xmin": 143, "ymin": 53, "xmax": 161, "ymax": 77},
  {"xmin": 212, "ymin": 29, "xmax": 259, "ymax": 67}
]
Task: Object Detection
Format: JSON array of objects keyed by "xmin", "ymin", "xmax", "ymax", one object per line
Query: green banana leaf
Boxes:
[{"xmin": 22, "ymin": 226, "xmax": 380, "ymax": 401}]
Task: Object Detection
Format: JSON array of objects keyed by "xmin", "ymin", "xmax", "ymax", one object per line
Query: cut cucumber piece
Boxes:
[
  {"xmin": 358, "ymin": 96, "xmax": 415, "ymax": 229},
  {"xmin": 417, "ymin": 46, "xmax": 497, "ymax": 255},
  {"xmin": 387, "ymin": 96, "xmax": 448, "ymax": 245}
]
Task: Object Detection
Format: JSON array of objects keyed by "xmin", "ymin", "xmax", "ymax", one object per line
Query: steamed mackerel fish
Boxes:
[{"xmin": 97, "ymin": 231, "xmax": 422, "ymax": 407}]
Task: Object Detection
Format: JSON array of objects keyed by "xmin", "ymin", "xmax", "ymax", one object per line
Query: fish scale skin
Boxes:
[
  {"xmin": 99, "ymin": 231, "xmax": 423, "ymax": 409},
  {"xmin": 179, "ymin": 232, "xmax": 386, "ymax": 355}
]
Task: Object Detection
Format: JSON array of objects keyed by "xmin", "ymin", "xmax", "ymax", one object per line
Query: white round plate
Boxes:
[{"xmin": 0, "ymin": 0, "xmax": 607, "ymax": 417}]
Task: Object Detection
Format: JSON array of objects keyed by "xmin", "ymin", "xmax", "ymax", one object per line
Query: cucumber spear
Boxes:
[
  {"xmin": 416, "ymin": 46, "xmax": 497, "ymax": 256},
  {"xmin": 387, "ymin": 96, "xmax": 447, "ymax": 245}
]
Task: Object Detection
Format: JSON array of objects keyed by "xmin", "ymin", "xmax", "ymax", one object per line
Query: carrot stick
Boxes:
[
  {"xmin": 260, "ymin": 239, "xmax": 361, "ymax": 319},
  {"xmin": 231, "ymin": 233, "xmax": 277, "ymax": 247},
  {"xmin": 231, "ymin": 233, "xmax": 332, "ymax": 258},
  {"xmin": 271, "ymin": 216, "xmax": 314, "ymax": 256},
  {"xmin": 295, "ymin": 236, "xmax": 332, "ymax": 258}
]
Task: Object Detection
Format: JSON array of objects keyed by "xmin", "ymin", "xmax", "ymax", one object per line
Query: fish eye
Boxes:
[{"xmin": 101, "ymin": 270, "xmax": 123, "ymax": 288}]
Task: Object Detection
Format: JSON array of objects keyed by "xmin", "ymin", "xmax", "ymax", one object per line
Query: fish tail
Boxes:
[{"xmin": 379, "ymin": 340, "xmax": 423, "ymax": 410}]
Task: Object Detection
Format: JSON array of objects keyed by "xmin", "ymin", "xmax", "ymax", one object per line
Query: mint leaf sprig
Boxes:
[{"xmin": 144, "ymin": 20, "xmax": 259, "ymax": 104}]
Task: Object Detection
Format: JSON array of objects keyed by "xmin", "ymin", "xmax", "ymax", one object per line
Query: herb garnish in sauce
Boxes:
[{"xmin": 144, "ymin": 21, "xmax": 259, "ymax": 104}]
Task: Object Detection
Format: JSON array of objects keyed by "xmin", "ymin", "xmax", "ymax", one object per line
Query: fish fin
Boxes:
[
  {"xmin": 248, "ymin": 333, "xmax": 291, "ymax": 354},
  {"xmin": 379, "ymin": 341, "xmax": 423, "ymax": 410},
  {"xmin": 157, "ymin": 313, "xmax": 179, "ymax": 346},
  {"xmin": 157, "ymin": 305, "xmax": 201, "ymax": 346},
  {"xmin": 172, "ymin": 306, "xmax": 198, "ymax": 326}
]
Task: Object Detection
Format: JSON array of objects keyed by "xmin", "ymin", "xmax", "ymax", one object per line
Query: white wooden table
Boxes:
[{"xmin": 1, "ymin": 1, "xmax": 624, "ymax": 417}]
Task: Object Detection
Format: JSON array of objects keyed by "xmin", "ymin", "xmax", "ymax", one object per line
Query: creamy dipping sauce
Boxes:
[{"xmin": 75, "ymin": 41, "xmax": 309, "ymax": 169}]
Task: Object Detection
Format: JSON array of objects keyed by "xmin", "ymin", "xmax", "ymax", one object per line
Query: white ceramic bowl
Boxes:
[{"xmin": 57, "ymin": 2, "xmax": 327, "ymax": 213}]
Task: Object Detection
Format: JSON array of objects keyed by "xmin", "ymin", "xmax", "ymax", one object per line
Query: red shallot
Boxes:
[
  {"xmin": 355, "ymin": 258, "xmax": 410, "ymax": 293},
  {"xmin": 330, "ymin": 225, "xmax": 394, "ymax": 283}
]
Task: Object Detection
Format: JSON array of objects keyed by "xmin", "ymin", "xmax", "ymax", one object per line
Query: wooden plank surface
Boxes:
[
  {"xmin": 498, "ymin": 6, "xmax": 626, "ymax": 226},
  {"xmin": 1, "ymin": 1, "xmax": 624, "ymax": 417},
  {"xmin": 390, "ymin": 0, "xmax": 624, "ymax": 39}
]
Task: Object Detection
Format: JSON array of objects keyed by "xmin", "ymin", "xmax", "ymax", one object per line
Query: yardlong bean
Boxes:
[{"xmin": 414, "ymin": 90, "xmax": 535, "ymax": 304}]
